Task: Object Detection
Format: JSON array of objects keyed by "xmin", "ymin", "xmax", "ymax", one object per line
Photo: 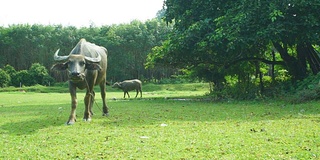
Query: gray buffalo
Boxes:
[
  {"xmin": 51, "ymin": 39, "xmax": 108, "ymax": 125},
  {"xmin": 112, "ymin": 79, "xmax": 142, "ymax": 98}
]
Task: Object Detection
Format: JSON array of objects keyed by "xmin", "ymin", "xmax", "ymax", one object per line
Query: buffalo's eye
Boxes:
[
  {"xmin": 79, "ymin": 61, "xmax": 85, "ymax": 66},
  {"xmin": 67, "ymin": 61, "xmax": 73, "ymax": 67}
]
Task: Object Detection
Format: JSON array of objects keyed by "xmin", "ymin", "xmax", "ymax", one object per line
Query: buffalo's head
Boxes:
[
  {"xmin": 111, "ymin": 82, "xmax": 122, "ymax": 89},
  {"xmin": 51, "ymin": 49, "xmax": 102, "ymax": 82}
]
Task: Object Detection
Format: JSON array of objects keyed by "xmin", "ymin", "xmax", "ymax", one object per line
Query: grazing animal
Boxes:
[
  {"xmin": 112, "ymin": 79, "xmax": 142, "ymax": 98},
  {"xmin": 51, "ymin": 39, "xmax": 108, "ymax": 125}
]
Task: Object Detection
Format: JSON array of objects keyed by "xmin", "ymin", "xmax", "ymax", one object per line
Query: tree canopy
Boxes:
[
  {"xmin": 147, "ymin": 0, "xmax": 320, "ymax": 96},
  {"xmin": 0, "ymin": 17, "xmax": 175, "ymax": 84}
]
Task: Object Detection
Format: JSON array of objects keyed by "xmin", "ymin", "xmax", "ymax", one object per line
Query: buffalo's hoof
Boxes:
[
  {"xmin": 66, "ymin": 121, "xmax": 75, "ymax": 125},
  {"xmin": 102, "ymin": 113, "xmax": 109, "ymax": 116},
  {"xmin": 83, "ymin": 118, "xmax": 92, "ymax": 122}
]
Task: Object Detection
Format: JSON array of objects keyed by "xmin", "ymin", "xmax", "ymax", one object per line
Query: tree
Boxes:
[
  {"xmin": 148, "ymin": 0, "xmax": 320, "ymax": 95},
  {"xmin": 105, "ymin": 19, "xmax": 174, "ymax": 81},
  {"xmin": 215, "ymin": 0, "xmax": 320, "ymax": 81}
]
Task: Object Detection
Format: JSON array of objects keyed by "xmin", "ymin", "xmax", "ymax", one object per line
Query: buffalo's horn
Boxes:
[
  {"xmin": 84, "ymin": 52, "xmax": 101, "ymax": 62},
  {"xmin": 53, "ymin": 49, "xmax": 69, "ymax": 61}
]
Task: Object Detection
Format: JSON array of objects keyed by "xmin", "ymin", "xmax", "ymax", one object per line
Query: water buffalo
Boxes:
[
  {"xmin": 51, "ymin": 39, "xmax": 108, "ymax": 125},
  {"xmin": 112, "ymin": 79, "xmax": 142, "ymax": 98}
]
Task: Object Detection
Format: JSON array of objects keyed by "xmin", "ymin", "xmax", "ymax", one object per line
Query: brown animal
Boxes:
[
  {"xmin": 51, "ymin": 39, "xmax": 108, "ymax": 125},
  {"xmin": 112, "ymin": 79, "xmax": 142, "ymax": 98}
]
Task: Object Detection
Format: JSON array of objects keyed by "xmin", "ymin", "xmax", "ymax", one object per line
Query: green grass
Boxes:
[
  {"xmin": 0, "ymin": 82, "xmax": 209, "ymax": 94},
  {"xmin": 0, "ymin": 83, "xmax": 319, "ymax": 159}
]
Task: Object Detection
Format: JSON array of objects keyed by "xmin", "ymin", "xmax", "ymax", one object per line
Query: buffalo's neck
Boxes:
[{"xmin": 69, "ymin": 80, "xmax": 87, "ymax": 90}]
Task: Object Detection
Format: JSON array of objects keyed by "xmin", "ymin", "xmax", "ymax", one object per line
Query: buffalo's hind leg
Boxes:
[
  {"xmin": 100, "ymin": 82, "xmax": 109, "ymax": 116},
  {"xmin": 139, "ymin": 89, "xmax": 142, "ymax": 98}
]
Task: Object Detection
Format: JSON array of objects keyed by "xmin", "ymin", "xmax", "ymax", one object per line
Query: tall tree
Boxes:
[{"xmin": 148, "ymin": 0, "xmax": 320, "ymax": 92}]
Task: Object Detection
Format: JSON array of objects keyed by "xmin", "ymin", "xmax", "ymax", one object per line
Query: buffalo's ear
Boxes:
[
  {"xmin": 86, "ymin": 63, "xmax": 102, "ymax": 70},
  {"xmin": 51, "ymin": 63, "xmax": 68, "ymax": 71}
]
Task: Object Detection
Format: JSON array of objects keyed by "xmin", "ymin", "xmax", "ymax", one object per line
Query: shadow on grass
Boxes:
[
  {"xmin": 0, "ymin": 110, "xmax": 66, "ymax": 135},
  {"xmin": 1, "ymin": 116, "xmax": 65, "ymax": 135}
]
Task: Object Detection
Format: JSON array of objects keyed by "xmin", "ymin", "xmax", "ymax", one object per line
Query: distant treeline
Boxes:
[{"xmin": 0, "ymin": 18, "xmax": 176, "ymax": 82}]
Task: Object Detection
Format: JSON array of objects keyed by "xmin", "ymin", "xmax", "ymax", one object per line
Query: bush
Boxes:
[
  {"xmin": 12, "ymin": 70, "xmax": 32, "ymax": 87},
  {"xmin": 3, "ymin": 64, "xmax": 17, "ymax": 86},
  {"xmin": 0, "ymin": 69, "xmax": 11, "ymax": 87},
  {"xmin": 42, "ymin": 75, "xmax": 55, "ymax": 86},
  {"xmin": 289, "ymin": 73, "xmax": 320, "ymax": 103},
  {"xmin": 29, "ymin": 63, "xmax": 51, "ymax": 85},
  {"xmin": 8, "ymin": 63, "xmax": 55, "ymax": 87},
  {"xmin": 158, "ymin": 77, "xmax": 191, "ymax": 84},
  {"xmin": 290, "ymin": 86, "xmax": 320, "ymax": 103}
]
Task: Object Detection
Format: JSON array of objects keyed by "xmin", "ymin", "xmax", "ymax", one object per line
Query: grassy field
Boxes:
[{"xmin": 0, "ymin": 83, "xmax": 319, "ymax": 159}]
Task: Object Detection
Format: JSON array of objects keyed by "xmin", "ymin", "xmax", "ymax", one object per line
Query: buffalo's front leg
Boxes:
[
  {"xmin": 89, "ymin": 91, "xmax": 95, "ymax": 116},
  {"xmin": 67, "ymin": 84, "xmax": 77, "ymax": 125},
  {"xmin": 124, "ymin": 91, "xmax": 130, "ymax": 98},
  {"xmin": 83, "ymin": 91, "xmax": 93, "ymax": 121}
]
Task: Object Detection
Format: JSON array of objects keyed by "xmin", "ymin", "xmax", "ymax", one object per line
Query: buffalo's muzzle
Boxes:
[
  {"xmin": 69, "ymin": 72, "xmax": 84, "ymax": 81},
  {"xmin": 71, "ymin": 72, "xmax": 80, "ymax": 76}
]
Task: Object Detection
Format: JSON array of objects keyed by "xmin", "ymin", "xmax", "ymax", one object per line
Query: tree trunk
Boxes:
[
  {"xmin": 304, "ymin": 43, "xmax": 320, "ymax": 74},
  {"xmin": 255, "ymin": 61, "xmax": 264, "ymax": 94},
  {"xmin": 273, "ymin": 42, "xmax": 307, "ymax": 81},
  {"xmin": 269, "ymin": 50, "xmax": 276, "ymax": 82}
]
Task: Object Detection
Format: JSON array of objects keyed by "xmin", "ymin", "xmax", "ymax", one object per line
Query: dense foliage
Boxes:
[
  {"xmin": 0, "ymin": 64, "xmax": 53, "ymax": 87},
  {"xmin": 0, "ymin": 17, "xmax": 175, "ymax": 83},
  {"xmin": 146, "ymin": 0, "xmax": 320, "ymax": 99},
  {"xmin": 0, "ymin": 68, "xmax": 10, "ymax": 87}
]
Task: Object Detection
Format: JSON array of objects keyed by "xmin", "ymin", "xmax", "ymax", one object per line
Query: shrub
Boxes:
[
  {"xmin": 3, "ymin": 64, "xmax": 16, "ymax": 75},
  {"xmin": 3, "ymin": 64, "xmax": 17, "ymax": 86},
  {"xmin": 12, "ymin": 70, "xmax": 32, "ymax": 87},
  {"xmin": 289, "ymin": 73, "xmax": 320, "ymax": 103},
  {"xmin": 290, "ymin": 86, "xmax": 320, "ymax": 103},
  {"xmin": 0, "ymin": 69, "xmax": 11, "ymax": 87},
  {"xmin": 29, "ymin": 63, "xmax": 50, "ymax": 85}
]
